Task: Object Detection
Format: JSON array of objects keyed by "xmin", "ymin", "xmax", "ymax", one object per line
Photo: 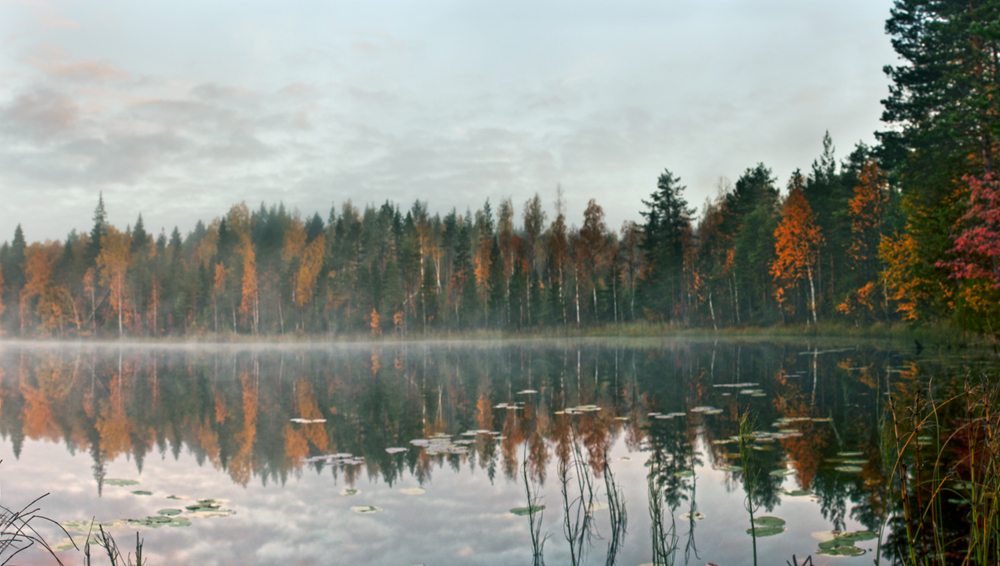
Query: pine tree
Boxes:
[
  {"xmin": 640, "ymin": 169, "xmax": 693, "ymax": 320},
  {"xmin": 87, "ymin": 193, "xmax": 108, "ymax": 266}
]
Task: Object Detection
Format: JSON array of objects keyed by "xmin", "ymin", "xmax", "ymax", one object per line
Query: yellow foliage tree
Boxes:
[{"xmin": 97, "ymin": 226, "xmax": 132, "ymax": 338}]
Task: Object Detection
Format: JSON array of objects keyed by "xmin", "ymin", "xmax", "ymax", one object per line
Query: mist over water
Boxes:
[{"xmin": 0, "ymin": 338, "xmax": 992, "ymax": 565}]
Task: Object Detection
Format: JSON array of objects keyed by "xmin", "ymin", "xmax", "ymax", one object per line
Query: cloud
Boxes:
[
  {"xmin": 38, "ymin": 14, "xmax": 80, "ymax": 29},
  {"xmin": 25, "ymin": 47, "xmax": 129, "ymax": 82},
  {"xmin": 0, "ymin": 87, "xmax": 79, "ymax": 141}
]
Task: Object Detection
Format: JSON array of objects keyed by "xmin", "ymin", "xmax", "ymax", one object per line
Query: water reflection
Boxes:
[{"xmin": 0, "ymin": 340, "xmax": 993, "ymax": 565}]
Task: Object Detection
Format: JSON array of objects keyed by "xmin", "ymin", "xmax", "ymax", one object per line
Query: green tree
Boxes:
[
  {"xmin": 639, "ymin": 169, "xmax": 693, "ymax": 320},
  {"xmin": 878, "ymin": 0, "xmax": 1000, "ymax": 322}
]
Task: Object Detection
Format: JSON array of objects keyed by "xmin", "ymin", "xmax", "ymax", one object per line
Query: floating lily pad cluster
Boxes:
[
  {"xmin": 509, "ymin": 505, "xmax": 545, "ymax": 516},
  {"xmin": 493, "ymin": 402, "xmax": 524, "ymax": 410},
  {"xmin": 690, "ymin": 406, "xmax": 724, "ymax": 415},
  {"xmin": 104, "ymin": 478, "xmax": 139, "ymax": 487},
  {"xmin": 59, "ymin": 492, "xmax": 235, "ymax": 551},
  {"xmin": 555, "ymin": 404, "xmax": 601, "ymax": 415},
  {"xmin": 410, "ymin": 431, "xmax": 500, "ymax": 455},
  {"xmin": 351, "ymin": 505, "xmax": 381, "ymax": 514},
  {"xmin": 816, "ymin": 530, "xmax": 877, "ymax": 556},
  {"xmin": 648, "ymin": 411, "xmax": 686, "ymax": 420},
  {"xmin": 746, "ymin": 516, "xmax": 786, "ymax": 537},
  {"xmin": 185, "ymin": 499, "xmax": 236, "ymax": 518},
  {"xmin": 290, "ymin": 417, "xmax": 327, "ymax": 424},
  {"xmin": 304, "ymin": 453, "xmax": 365, "ymax": 466},
  {"xmin": 828, "ymin": 451, "xmax": 868, "ymax": 473}
]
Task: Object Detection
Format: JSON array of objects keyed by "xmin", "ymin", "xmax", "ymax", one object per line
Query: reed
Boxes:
[
  {"xmin": 0, "ymin": 492, "xmax": 69, "ymax": 566},
  {"xmin": 880, "ymin": 368, "xmax": 1000, "ymax": 565},
  {"xmin": 737, "ymin": 405, "xmax": 761, "ymax": 566},
  {"xmin": 521, "ymin": 444, "xmax": 549, "ymax": 566},
  {"xmin": 647, "ymin": 461, "xmax": 678, "ymax": 565},
  {"xmin": 602, "ymin": 451, "xmax": 627, "ymax": 566}
]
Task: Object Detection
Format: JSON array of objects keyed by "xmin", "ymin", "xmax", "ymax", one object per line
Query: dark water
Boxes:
[{"xmin": 0, "ymin": 338, "xmax": 994, "ymax": 566}]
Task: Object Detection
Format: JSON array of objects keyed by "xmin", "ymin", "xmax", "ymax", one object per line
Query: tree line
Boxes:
[{"xmin": 1, "ymin": 0, "xmax": 997, "ymax": 338}]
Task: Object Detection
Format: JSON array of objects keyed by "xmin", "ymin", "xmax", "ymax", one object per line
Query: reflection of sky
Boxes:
[{"xmin": 1, "ymin": 427, "xmax": 877, "ymax": 565}]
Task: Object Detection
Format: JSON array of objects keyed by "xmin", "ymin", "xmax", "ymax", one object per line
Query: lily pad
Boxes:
[
  {"xmin": 351, "ymin": 505, "xmax": 381, "ymax": 514},
  {"xmin": 837, "ymin": 451, "xmax": 864, "ymax": 457},
  {"xmin": 157, "ymin": 509, "xmax": 183, "ymax": 516},
  {"xmin": 781, "ymin": 489, "xmax": 813, "ymax": 497},
  {"xmin": 835, "ymin": 465, "xmax": 864, "ymax": 473},
  {"xmin": 127, "ymin": 515, "xmax": 192, "ymax": 528},
  {"xmin": 385, "ymin": 447, "xmax": 407, "ymax": 454},
  {"xmin": 131, "ymin": 490, "xmax": 152, "ymax": 496},
  {"xmin": 186, "ymin": 509, "xmax": 234, "ymax": 518},
  {"xmin": 746, "ymin": 525, "xmax": 785, "ymax": 537},
  {"xmin": 340, "ymin": 488, "xmax": 360, "ymax": 496},
  {"xmin": 679, "ymin": 511, "xmax": 705, "ymax": 520},
  {"xmin": 769, "ymin": 468, "xmax": 796, "ymax": 476},
  {"xmin": 510, "ymin": 505, "xmax": 546, "ymax": 516},
  {"xmin": 836, "ymin": 530, "xmax": 878, "ymax": 542},
  {"xmin": 104, "ymin": 479, "xmax": 139, "ymax": 487},
  {"xmin": 817, "ymin": 543, "xmax": 865, "ymax": 556},
  {"xmin": 400, "ymin": 487, "xmax": 426, "ymax": 495},
  {"xmin": 54, "ymin": 536, "xmax": 104, "ymax": 551},
  {"xmin": 753, "ymin": 516, "xmax": 786, "ymax": 527},
  {"xmin": 673, "ymin": 470, "xmax": 695, "ymax": 478}
]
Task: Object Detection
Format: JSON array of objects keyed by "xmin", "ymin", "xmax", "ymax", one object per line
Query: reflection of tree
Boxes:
[
  {"xmin": 229, "ymin": 366, "xmax": 258, "ymax": 486},
  {"xmin": 96, "ymin": 354, "xmax": 133, "ymax": 461}
]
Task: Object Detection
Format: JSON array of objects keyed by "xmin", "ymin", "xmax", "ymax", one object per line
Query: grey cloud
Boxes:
[{"xmin": 0, "ymin": 88, "xmax": 79, "ymax": 141}]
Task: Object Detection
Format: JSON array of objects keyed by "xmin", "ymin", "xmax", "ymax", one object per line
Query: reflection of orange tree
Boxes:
[
  {"xmin": 229, "ymin": 369, "xmax": 258, "ymax": 487},
  {"xmin": 283, "ymin": 379, "xmax": 329, "ymax": 469},
  {"xmin": 20, "ymin": 356, "xmax": 74, "ymax": 441},
  {"xmin": 96, "ymin": 360, "xmax": 134, "ymax": 460},
  {"xmin": 772, "ymin": 371, "xmax": 832, "ymax": 490}
]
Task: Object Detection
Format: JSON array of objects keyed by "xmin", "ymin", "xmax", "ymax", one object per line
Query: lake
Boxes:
[{"xmin": 0, "ymin": 338, "xmax": 994, "ymax": 565}]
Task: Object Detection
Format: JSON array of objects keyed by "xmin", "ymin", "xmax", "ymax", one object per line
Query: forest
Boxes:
[{"xmin": 0, "ymin": 0, "xmax": 998, "ymax": 339}]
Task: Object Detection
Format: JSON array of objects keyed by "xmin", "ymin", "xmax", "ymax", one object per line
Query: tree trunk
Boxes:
[
  {"xmin": 709, "ymin": 290, "xmax": 718, "ymax": 331},
  {"xmin": 807, "ymin": 265, "xmax": 818, "ymax": 325}
]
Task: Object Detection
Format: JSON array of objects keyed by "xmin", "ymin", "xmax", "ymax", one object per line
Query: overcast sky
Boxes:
[{"xmin": 1, "ymin": 0, "xmax": 897, "ymax": 243}]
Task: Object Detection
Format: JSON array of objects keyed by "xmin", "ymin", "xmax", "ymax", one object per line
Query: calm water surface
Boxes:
[{"xmin": 0, "ymin": 338, "xmax": 993, "ymax": 565}]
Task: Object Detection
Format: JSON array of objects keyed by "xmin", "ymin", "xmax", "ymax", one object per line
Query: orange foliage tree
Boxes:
[
  {"xmin": 837, "ymin": 160, "xmax": 889, "ymax": 319},
  {"xmin": 97, "ymin": 226, "xmax": 132, "ymax": 338},
  {"xmin": 20, "ymin": 243, "xmax": 57, "ymax": 335},
  {"xmin": 771, "ymin": 172, "xmax": 824, "ymax": 324}
]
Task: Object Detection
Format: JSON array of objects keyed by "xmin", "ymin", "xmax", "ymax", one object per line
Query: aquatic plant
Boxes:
[
  {"xmin": 0, "ymin": 492, "xmax": 70, "ymax": 565},
  {"xmin": 520, "ymin": 443, "xmax": 549, "ymax": 566},
  {"xmin": 878, "ymin": 367, "xmax": 1000, "ymax": 565},
  {"xmin": 83, "ymin": 526, "xmax": 144, "ymax": 566},
  {"xmin": 602, "ymin": 451, "xmax": 627, "ymax": 566}
]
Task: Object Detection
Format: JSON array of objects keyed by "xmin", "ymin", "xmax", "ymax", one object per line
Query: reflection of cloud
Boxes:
[
  {"xmin": 0, "ymin": 88, "xmax": 79, "ymax": 140},
  {"xmin": 39, "ymin": 14, "xmax": 80, "ymax": 29},
  {"xmin": 25, "ymin": 46, "xmax": 128, "ymax": 82}
]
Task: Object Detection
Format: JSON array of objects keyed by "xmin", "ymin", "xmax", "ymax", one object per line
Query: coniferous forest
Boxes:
[{"xmin": 1, "ymin": 0, "xmax": 998, "ymax": 339}]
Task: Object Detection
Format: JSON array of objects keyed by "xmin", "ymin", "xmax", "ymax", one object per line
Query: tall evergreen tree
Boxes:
[
  {"xmin": 878, "ymin": 0, "xmax": 1000, "ymax": 322},
  {"xmin": 639, "ymin": 169, "xmax": 693, "ymax": 320},
  {"xmin": 87, "ymin": 193, "xmax": 108, "ymax": 267}
]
